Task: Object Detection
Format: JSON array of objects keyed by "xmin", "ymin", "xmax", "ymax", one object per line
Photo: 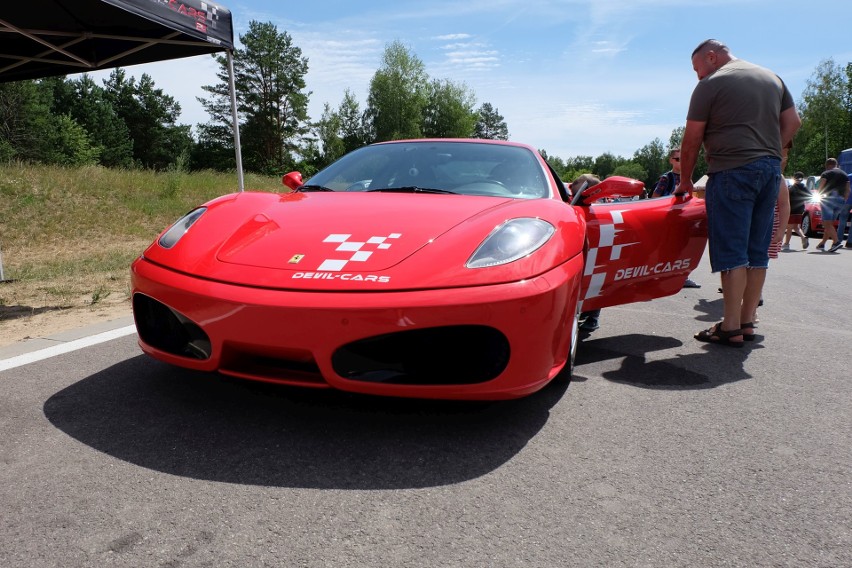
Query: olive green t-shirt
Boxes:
[{"xmin": 687, "ymin": 58, "xmax": 794, "ymax": 173}]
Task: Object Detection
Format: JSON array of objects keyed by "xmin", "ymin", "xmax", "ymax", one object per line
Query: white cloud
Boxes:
[
  {"xmin": 75, "ymin": 0, "xmax": 852, "ymax": 161},
  {"xmin": 434, "ymin": 34, "xmax": 472, "ymax": 41}
]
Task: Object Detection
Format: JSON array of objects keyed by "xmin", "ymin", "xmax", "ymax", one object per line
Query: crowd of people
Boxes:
[
  {"xmin": 778, "ymin": 158, "xmax": 852, "ymax": 252},
  {"xmin": 812, "ymin": 157, "xmax": 852, "ymax": 251},
  {"xmin": 574, "ymin": 39, "xmax": 850, "ymax": 349}
]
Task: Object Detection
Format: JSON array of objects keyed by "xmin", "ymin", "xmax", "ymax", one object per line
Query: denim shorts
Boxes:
[
  {"xmin": 705, "ymin": 156, "xmax": 781, "ymax": 272},
  {"xmin": 820, "ymin": 193, "xmax": 845, "ymax": 221}
]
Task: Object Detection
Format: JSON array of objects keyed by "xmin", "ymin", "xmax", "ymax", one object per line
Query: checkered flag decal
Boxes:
[{"xmin": 317, "ymin": 233, "xmax": 402, "ymax": 271}]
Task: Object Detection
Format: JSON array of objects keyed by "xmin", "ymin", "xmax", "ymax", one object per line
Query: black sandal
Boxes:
[
  {"xmin": 740, "ymin": 322, "xmax": 756, "ymax": 341},
  {"xmin": 695, "ymin": 322, "xmax": 744, "ymax": 348}
]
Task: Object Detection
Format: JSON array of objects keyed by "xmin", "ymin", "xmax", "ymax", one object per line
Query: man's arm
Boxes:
[
  {"xmin": 773, "ymin": 180, "xmax": 791, "ymax": 244},
  {"xmin": 676, "ymin": 119, "xmax": 706, "ymax": 195},
  {"xmin": 779, "ymin": 106, "xmax": 802, "ymax": 149}
]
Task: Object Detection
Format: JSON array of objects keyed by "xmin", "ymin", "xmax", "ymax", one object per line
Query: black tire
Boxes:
[{"xmin": 556, "ymin": 304, "xmax": 580, "ymax": 383}]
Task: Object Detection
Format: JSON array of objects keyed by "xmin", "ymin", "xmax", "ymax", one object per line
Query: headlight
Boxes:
[
  {"xmin": 466, "ymin": 218, "xmax": 555, "ymax": 268},
  {"xmin": 158, "ymin": 207, "xmax": 207, "ymax": 249}
]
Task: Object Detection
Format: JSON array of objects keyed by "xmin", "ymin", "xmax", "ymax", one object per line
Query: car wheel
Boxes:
[{"xmin": 557, "ymin": 304, "xmax": 580, "ymax": 382}]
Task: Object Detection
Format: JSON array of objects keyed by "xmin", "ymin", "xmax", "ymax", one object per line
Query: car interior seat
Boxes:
[{"xmin": 488, "ymin": 161, "xmax": 544, "ymax": 195}]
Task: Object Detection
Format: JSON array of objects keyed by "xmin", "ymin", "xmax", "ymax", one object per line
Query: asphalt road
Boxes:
[{"xmin": 1, "ymin": 246, "xmax": 850, "ymax": 568}]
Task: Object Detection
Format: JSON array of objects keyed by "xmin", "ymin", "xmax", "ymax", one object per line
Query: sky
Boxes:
[{"xmin": 86, "ymin": 0, "xmax": 852, "ymax": 161}]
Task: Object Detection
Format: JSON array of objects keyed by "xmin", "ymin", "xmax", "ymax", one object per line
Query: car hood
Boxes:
[
  {"xmin": 215, "ymin": 192, "xmax": 480, "ymax": 271},
  {"xmin": 143, "ymin": 191, "xmax": 583, "ymax": 291}
]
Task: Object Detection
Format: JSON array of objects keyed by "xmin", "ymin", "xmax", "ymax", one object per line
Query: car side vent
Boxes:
[{"xmin": 132, "ymin": 294, "xmax": 211, "ymax": 360}]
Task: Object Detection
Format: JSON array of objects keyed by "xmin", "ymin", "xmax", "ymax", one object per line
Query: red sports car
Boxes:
[
  {"xmin": 131, "ymin": 139, "xmax": 707, "ymax": 400},
  {"xmin": 801, "ymin": 192, "xmax": 849, "ymax": 238}
]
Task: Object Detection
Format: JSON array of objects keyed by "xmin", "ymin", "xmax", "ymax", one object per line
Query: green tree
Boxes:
[
  {"xmin": 541, "ymin": 150, "xmax": 567, "ymax": 179},
  {"xmin": 422, "ymin": 78, "xmax": 477, "ymax": 138},
  {"xmin": 366, "ymin": 40, "xmax": 429, "ymax": 141},
  {"xmin": 593, "ymin": 152, "xmax": 624, "ymax": 180},
  {"xmin": 194, "ymin": 55, "xmax": 238, "ymax": 171},
  {"xmin": 842, "ymin": 62, "xmax": 852, "ymax": 153},
  {"xmin": 102, "ymin": 69, "xmax": 191, "ymax": 170},
  {"xmin": 611, "ymin": 162, "xmax": 647, "ymax": 182},
  {"xmin": 667, "ymin": 125, "xmax": 708, "ymax": 181},
  {"xmin": 565, "ymin": 155, "xmax": 595, "ymax": 173},
  {"xmin": 309, "ymin": 89, "xmax": 371, "ymax": 171},
  {"xmin": 0, "ymin": 80, "xmax": 99, "ymax": 166},
  {"xmin": 0, "ymin": 80, "xmax": 50, "ymax": 162},
  {"xmin": 189, "ymin": 125, "xmax": 235, "ymax": 171},
  {"xmin": 40, "ymin": 114, "xmax": 100, "ymax": 166},
  {"xmin": 338, "ymin": 89, "xmax": 368, "ymax": 153},
  {"xmin": 45, "ymin": 75, "xmax": 133, "ymax": 168},
  {"xmin": 474, "ymin": 102, "xmax": 509, "ymax": 140},
  {"xmin": 199, "ymin": 20, "xmax": 311, "ymax": 174},
  {"xmin": 315, "ymin": 102, "xmax": 345, "ymax": 165},
  {"xmin": 668, "ymin": 126, "xmax": 684, "ymax": 150},
  {"xmin": 632, "ymin": 138, "xmax": 666, "ymax": 189},
  {"xmin": 792, "ymin": 58, "xmax": 849, "ymax": 174},
  {"xmin": 135, "ymin": 73, "xmax": 192, "ymax": 170}
]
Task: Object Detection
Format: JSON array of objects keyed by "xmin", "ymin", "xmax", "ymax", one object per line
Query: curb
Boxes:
[{"xmin": 0, "ymin": 315, "xmax": 136, "ymax": 361}]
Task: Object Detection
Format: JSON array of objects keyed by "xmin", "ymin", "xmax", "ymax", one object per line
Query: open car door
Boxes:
[{"xmin": 572, "ymin": 177, "xmax": 707, "ymax": 312}]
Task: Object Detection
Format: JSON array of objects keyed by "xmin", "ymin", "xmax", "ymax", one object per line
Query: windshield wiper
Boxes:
[
  {"xmin": 297, "ymin": 184, "xmax": 334, "ymax": 192},
  {"xmin": 367, "ymin": 186, "xmax": 457, "ymax": 195}
]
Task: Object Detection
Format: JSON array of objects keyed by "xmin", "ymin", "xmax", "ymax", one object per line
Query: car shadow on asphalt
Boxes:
[
  {"xmin": 574, "ymin": 293, "xmax": 752, "ymax": 389},
  {"xmin": 574, "ymin": 332, "xmax": 751, "ymax": 390},
  {"xmin": 43, "ymin": 355, "xmax": 570, "ymax": 490}
]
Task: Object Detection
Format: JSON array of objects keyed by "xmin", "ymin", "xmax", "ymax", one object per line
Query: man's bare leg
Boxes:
[
  {"xmin": 823, "ymin": 222, "xmax": 839, "ymax": 245},
  {"xmin": 741, "ymin": 267, "xmax": 767, "ymax": 328},
  {"xmin": 720, "ymin": 267, "xmax": 747, "ymax": 333}
]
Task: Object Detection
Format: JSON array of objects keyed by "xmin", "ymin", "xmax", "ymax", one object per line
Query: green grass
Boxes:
[
  {"xmin": 0, "ymin": 162, "xmax": 283, "ymax": 245},
  {"xmin": 0, "ymin": 162, "xmax": 284, "ymax": 313}
]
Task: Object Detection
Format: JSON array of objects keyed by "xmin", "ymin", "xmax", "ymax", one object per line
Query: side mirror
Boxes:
[
  {"xmin": 282, "ymin": 171, "xmax": 303, "ymax": 191},
  {"xmin": 571, "ymin": 176, "xmax": 646, "ymax": 206}
]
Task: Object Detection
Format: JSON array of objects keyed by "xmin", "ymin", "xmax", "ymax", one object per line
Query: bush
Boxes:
[{"xmin": 39, "ymin": 114, "xmax": 100, "ymax": 167}]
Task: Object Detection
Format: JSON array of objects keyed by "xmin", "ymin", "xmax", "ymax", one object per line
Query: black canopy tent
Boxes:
[{"xmin": 0, "ymin": 0, "xmax": 245, "ymax": 190}]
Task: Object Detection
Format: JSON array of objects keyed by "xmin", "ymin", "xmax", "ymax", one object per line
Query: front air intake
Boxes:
[
  {"xmin": 331, "ymin": 325, "xmax": 509, "ymax": 385},
  {"xmin": 132, "ymin": 293, "xmax": 211, "ymax": 360}
]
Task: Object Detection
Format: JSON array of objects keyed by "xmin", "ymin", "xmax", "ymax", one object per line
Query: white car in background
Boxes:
[{"xmin": 806, "ymin": 175, "xmax": 820, "ymax": 192}]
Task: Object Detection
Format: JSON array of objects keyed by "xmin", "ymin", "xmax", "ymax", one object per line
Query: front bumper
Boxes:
[{"xmin": 131, "ymin": 254, "xmax": 583, "ymax": 400}]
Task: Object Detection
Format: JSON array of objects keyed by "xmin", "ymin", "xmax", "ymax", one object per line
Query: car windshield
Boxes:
[{"xmin": 302, "ymin": 141, "xmax": 550, "ymax": 199}]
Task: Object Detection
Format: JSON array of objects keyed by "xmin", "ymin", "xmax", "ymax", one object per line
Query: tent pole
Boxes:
[{"xmin": 226, "ymin": 49, "xmax": 245, "ymax": 192}]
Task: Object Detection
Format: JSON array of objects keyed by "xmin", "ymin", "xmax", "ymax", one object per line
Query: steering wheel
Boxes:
[
  {"xmin": 345, "ymin": 180, "xmax": 371, "ymax": 191},
  {"xmin": 455, "ymin": 180, "xmax": 513, "ymax": 196}
]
